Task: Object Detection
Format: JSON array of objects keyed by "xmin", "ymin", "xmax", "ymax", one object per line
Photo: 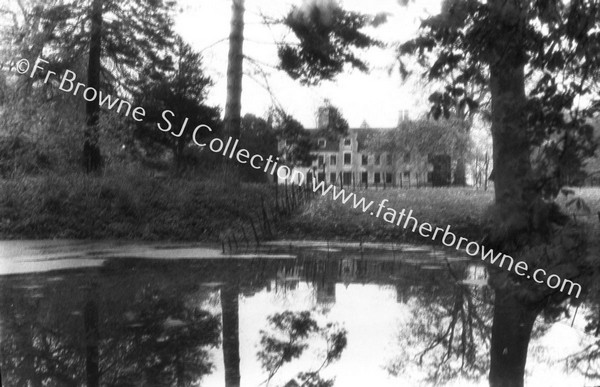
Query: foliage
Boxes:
[
  {"xmin": 278, "ymin": 0, "xmax": 381, "ymax": 85},
  {"xmin": 103, "ymin": 285, "xmax": 221, "ymax": 386},
  {"xmin": 275, "ymin": 113, "xmax": 316, "ymax": 168},
  {"xmin": 0, "ymin": 171, "xmax": 278, "ymax": 241},
  {"xmin": 0, "ymin": 81, "xmax": 86, "ymax": 176},
  {"xmin": 257, "ymin": 310, "xmax": 347, "ymax": 387},
  {"xmin": 388, "ymin": 277, "xmax": 493, "ymax": 385},
  {"xmin": 239, "ymin": 113, "xmax": 279, "ymax": 181},
  {"xmin": 315, "ymin": 101, "xmax": 349, "ymax": 140},
  {"xmin": 133, "ymin": 37, "xmax": 221, "ymax": 172},
  {"xmin": 365, "ymin": 118, "xmax": 471, "ymax": 162},
  {"xmin": 399, "ymin": 0, "xmax": 600, "ymax": 197},
  {"xmin": 280, "ymin": 187, "xmax": 492, "ymax": 243},
  {"xmin": 0, "ymin": 0, "xmax": 176, "ymax": 93}
]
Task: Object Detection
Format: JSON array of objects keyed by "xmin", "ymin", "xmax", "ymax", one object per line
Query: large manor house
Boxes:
[{"xmin": 281, "ymin": 106, "xmax": 451, "ymax": 188}]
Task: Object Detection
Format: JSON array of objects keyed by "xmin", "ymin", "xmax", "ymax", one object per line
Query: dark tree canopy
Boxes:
[
  {"xmin": 278, "ymin": 0, "xmax": 381, "ymax": 85},
  {"xmin": 133, "ymin": 38, "xmax": 220, "ymax": 172},
  {"xmin": 365, "ymin": 118, "xmax": 471, "ymax": 162},
  {"xmin": 398, "ymin": 1, "xmax": 600, "ymax": 385},
  {"xmin": 399, "ymin": 0, "xmax": 599, "ymax": 196},
  {"xmin": 275, "ymin": 113, "xmax": 315, "ymax": 167},
  {"xmin": 316, "ymin": 102, "xmax": 349, "ymax": 140}
]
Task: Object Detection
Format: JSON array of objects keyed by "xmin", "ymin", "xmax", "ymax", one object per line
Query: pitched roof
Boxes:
[{"xmin": 308, "ymin": 127, "xmax": 397, "ymax": 152}]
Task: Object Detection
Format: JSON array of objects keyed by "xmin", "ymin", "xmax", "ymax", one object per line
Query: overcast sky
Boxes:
[{"xmin": 174, "ymin": 0, "xmax": 442, "ymax": 128}]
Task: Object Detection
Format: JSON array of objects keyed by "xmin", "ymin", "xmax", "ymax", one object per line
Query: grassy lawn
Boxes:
[
  {"xmin": 278, "ymin": 186, "xmax": 600, "ymax": 244},
  {"xmin": 0, "ymin": 173, "xmax": 276, "ymax": 241},
  {"xmin": 2, "ymin": 173, "xmax": 598, "ymax": 246}
]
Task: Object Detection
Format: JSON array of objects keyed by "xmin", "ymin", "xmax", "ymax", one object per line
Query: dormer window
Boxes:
[
  {"xmin": 343, "ymin": 138, "xmax": 351, "ymax": 146},
  {"xmin": 318, "ymin": 139, "xmax": 326, "ymax": 148}
]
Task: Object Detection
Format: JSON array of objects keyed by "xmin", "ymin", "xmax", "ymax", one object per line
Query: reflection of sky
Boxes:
[
  {"xmin": 203, "ymin": 281, "xmax": 597, "ymax": 387},
  {"xmin": 204, "ymin": 282, "xmax": 409, "ymax": 387}
]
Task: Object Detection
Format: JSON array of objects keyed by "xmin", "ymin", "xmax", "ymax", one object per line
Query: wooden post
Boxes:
[
  {"xmin": 239, "ymin": 224, "xmax": 249, "ymax": 247},
  {"xmin": 248, "ymin": 216, "xmax": 260, "ymax": 246},
  {"xmin": 291, "ymin": 182, "xmax": 296, "ymax": 208},
  {"xmin": 285, "ymin": 180, "xmax": 290, "ymax": 213},
  {"xmin": 231, "ymin": 232, "xmax": 239, "ymax": 250},
  {"xmin": 275, "ymin": 182, "xmax": 279, "ymax": 212}
]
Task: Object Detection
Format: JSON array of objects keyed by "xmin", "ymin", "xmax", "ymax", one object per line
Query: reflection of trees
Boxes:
[
  {"xmin": 563, "ymin": 282, "xmax": 600, "ymax": 379},
  {"xmin": 0, "ymin": 269, "xmax": 222, "ymax": 387},
  {"xmin": 0, "ymin": 280, "xmax": 85, "ymax": 387},
  {"xmin": 388, "ymin": 266, "xmax": 494, "ymax": 385},
  {"xmin": 257, "ymin": 310, "xmax": 347, "ymax": 387},
  {"xmin": 84, "ymin": 287, "xmax": 100, "ymax": 387},
  {"xmin": 222, "ymin": 284, "xmax": 241, "ymax": 387},
  {"xmin": 101, "ymin": 284, "xmax": 221, "ymax": 387}
]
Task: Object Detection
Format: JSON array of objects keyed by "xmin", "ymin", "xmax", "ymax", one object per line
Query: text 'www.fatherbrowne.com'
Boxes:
[{"xmin": 310, "ymin": 178, "xmax": 583, "ymax": 298}]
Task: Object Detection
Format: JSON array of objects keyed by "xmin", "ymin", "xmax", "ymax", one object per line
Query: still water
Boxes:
[{"xmin": 0, "ymin": 240, "xmax": 596, "ymax": 386}]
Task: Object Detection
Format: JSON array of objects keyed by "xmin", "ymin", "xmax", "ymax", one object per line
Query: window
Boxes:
[
  {"xmin": 375, "ymin": 154, "xmax": 381, "ymax": 165},
  {"xmin": 403, "ymin": 171, "xmax": 410, "ymax": 179},
  {"xmin": 362, "ymin": 154, "xmax": 368, "ymax": 165},
  {"xmin": 318, "ymin": 155, "xmax": 325, "ymax": 166},
  {"xmin": 386, "ymin": 154, "xmax": 392, "ymax": 165},
  {"xmin": 374, "ymin": 172, "xmax": 381, "ymax": 184},
  {"xmin": 343, "ymin": 138, "xmax": 351, "ymax": 146},
  {"xmin": 385, "ymin": 172, "xmax": 393, "ymax": 184},
  {"xmin": 343, "ymin": 172, "xmax": 352, "ymax": 185},
  {"xmin": 361, "ymin": 172, "xmax": 368, "ymax": 183},
  {"xmin": 318, "ymin": 139, "xmax": 326, "ymax": 148},
  {"xmin": 330, "ymin": 173, "xmax": 337, "ymax": 183},
  {"xmin": 343, "ymin": 153, "xmax": 352, "ymax": 165},
  {"xmin": 404, "ymin": 152, "xmax": 411, "ymax": 163},
  {"xmin": 330, "ymin": 155, "xmax": 337, "ymax": 165},
  {"xmin": 317, "ymin": 172, "xmax": 325, "ymax": 182}
]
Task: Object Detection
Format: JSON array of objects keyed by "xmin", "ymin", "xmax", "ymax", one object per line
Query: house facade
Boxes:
[
  {"xmin": 307, "ymin": 128, "xmax": 432, "ymax": 188},
  {"xmin": 277, "ymin": 107, "xmax": 454, "ymax": 188}
]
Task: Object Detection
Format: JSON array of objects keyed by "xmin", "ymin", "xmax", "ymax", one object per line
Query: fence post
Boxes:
[
  {"xmin": 239, "ymin": 224, "xmax": 249, "ymax": 248},
  {"xmin": 248, "ymin": 216, "xmax": 260, "ymax": 246},
  {"xmin": 231, "ymin": 232, "xmax": 239, "ymax": 250},
  {"xmin": 261, "ymin": 199, "xmax": 272, "ymax": 237},
  {"xmin": 291, "ymin": 182, "xmax": 296, "ymax": 209},
  {"xmin": 285, "ymin": 180, "xmax": 290, "ymax": 214},
  {"xmin": 275, "ymin": 182, "xmax": 279, "ymax": 212}
]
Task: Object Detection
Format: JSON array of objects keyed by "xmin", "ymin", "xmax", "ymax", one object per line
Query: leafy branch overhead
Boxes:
[{"xmin": 278, "ymin": 0, "xmax": 382, "ymax": 85}]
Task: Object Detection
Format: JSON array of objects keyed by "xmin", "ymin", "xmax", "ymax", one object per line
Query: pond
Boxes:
[{"xmin": 0, "ymin": 240, "xmax": 596, "ymax": 386}]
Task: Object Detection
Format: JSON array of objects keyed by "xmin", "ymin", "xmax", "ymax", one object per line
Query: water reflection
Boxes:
[{"xmin": 0, "ymin": 244, "xmax": 596, "ymax": 386}]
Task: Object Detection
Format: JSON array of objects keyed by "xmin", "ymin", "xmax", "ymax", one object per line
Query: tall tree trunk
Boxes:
[
  {"xmin": 221, "ymin": 285, "xmax": 241, "ymax": 387},
  {"xmin": 488, "ymin": 288, "xmax": 540, "ymax": 387},
  {"xmin": 83, "ymin": 0, "xmax": 103, "ymax": 173},
  {"xmin": 223, "ymin": 0, "xmax": 245, "ymax": 181},
  {"xmin": 487, "ymin": 1, "xmax": 539, "ymax": 386}
]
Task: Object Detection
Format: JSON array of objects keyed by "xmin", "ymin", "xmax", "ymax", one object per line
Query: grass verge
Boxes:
[
  {"xmin": 277, "ymin": 187, "xmax": 600, "ymax": 245},
  {"xmin": 0, "ymin": 173, "xmax": 275, "ymax": 241}
]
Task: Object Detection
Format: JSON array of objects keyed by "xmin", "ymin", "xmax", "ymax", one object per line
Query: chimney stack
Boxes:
[
  {"xmin": 398, "ymin": 109, "xmax": 409, "ymax": 125},
  {"xmin": 317, "ymin": 106, "xmax": 330, "ymax": 129}
]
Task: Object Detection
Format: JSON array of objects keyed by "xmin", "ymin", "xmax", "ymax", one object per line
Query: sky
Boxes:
[{"xmin": 174, "ymin": 0, "xmax": 442, "ymax": 128}]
